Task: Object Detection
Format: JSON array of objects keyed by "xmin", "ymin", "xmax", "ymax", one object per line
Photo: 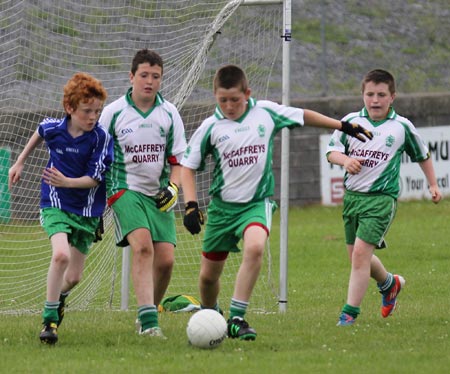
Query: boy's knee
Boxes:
[
  {"xmin": 52, "ymin": 251, "xmax": 70, "ymax": 267},
  {"xmin": 65, "ymin": 275, "xmax": 82, "ymax": 288}
]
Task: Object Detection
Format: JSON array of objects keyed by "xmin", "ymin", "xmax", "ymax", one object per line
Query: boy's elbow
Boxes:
[{"xmin": 326, "ymin": 152, "xmax": 333, "ymax": 163}]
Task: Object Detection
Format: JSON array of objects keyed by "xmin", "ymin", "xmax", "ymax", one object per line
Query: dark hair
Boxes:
[
  {"xmin": 362, "ymin": 69, "xmax": 396, "ymax": 94},
  {"xmin": 131, "ymin": 49, "xmax": 163, "ymax": 75},
  {"xmin": 213, "ymin": 64, "xmax": 249, "ymax": 93},
  {"xmin": 62, "ymin": 72, "xmax": 107, "ymax": 112}
]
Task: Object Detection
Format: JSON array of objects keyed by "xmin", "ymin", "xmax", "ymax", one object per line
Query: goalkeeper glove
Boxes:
[
  {"xmin": 93, "ymin": 216, "xmax": 104, "ymax": 243},
  {"xmin": 341, "ymin": 121, "xmax": 373, "ymax": 142},
  {"xmin": 154, "ymin": 181, "xmax": 179, "ymax": 212},
  {"xmin": 183, "ymin": 201, "xmax": 204, "ymax": 235}
]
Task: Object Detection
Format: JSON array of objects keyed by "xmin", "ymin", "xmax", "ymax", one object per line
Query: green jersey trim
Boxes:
[
  {"xmin": 125, "ymin": 88, "xmax": 164, "ymax": 118},
  {"xmin": 108, "ymin": 110, "xmax": 129, "ymax": 196}
]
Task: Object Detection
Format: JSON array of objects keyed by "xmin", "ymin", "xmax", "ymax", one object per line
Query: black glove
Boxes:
[
  {"xmin": 341, "ymin": 121, "xmax": 373, "ymax": 142},
  {"xmin": 154, "ymin": 181, "xmax": 179, "ymax": 212},
  {"xmin": 93, "ymin": 216, "xmax": 104, "ymax": 243},
  {"xmin": 183, "ymin": 201, "xmax": 204, "ymax": 235}
]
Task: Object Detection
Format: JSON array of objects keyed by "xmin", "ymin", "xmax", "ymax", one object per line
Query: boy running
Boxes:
[
  {"xmin": 9, "ymin": 72, "xmax": 113, "ymax": 344},
  {"xmin": 326, "ymin": 69, "xmax": 441, "ymax": 326},
  {"xmin": 181, "ymin": 64, "xmax": 373, "ymax": 340},
  {"xmin": 99, "ymin": 49, "xmax": 186, "ymax": 338}
]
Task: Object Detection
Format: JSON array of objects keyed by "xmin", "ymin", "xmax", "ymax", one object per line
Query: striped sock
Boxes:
[
  {"xmin": 229, "ymin": 298, "xmax": 249, "ymax": 319},
  {"xmin": 377, "ymin": 273, "xmax": 394, "ymax": 294},
  {"xmin": 42, "ymin": 301, "xmax": 59, "ymax": 324},
  {"xmin": 138, "ymin": 305, "xmax": 158, "ymax": 330}
]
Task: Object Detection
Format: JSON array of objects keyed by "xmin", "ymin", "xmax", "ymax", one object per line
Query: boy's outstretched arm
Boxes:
[{"xmin": 303, "ymin": 109, "xmax": 373, "ymax": 142}]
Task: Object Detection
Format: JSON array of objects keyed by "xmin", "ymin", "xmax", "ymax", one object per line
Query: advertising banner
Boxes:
[{"xmin": 320, "ymin": 126, "xmax": 450, "ymax": 205}]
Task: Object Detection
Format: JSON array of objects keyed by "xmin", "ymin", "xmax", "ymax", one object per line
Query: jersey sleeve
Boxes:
[
  {"xmin": 326, "ymin": 129, "xmax": 348, "ymax": 156},
  {"xmin": 402, "ymin": 120, "xmax": 430, "ymax": 162},
  {"xmin": 98, "ymin": 106, "xmax": 114, "ymax": 132},
  {"xmin": 165, "ymin": 103, "xmax": 187, "ymax": 165},
  {"xmin": 85, "ymin": 125, "xmax": 114, "ymax": 182},
  {"xmin": 181, "ymin": 118, "xmax": 214, "ymax": 171},
  {"xmin": 258, "ymin": 100, "xmax": 304, "ymax": 131}
]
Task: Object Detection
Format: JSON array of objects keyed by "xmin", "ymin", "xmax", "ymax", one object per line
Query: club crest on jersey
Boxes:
[
  {"xmin": 257, "ymin": 124, "xmax": 265, "ymax": 137},
  {"xmin": 160, "ymin": 126, "xmax": 166, "ymax": 137},
  {"xmin": 386, "ymin": 135, "xmax": 395, "ymax": 147}
]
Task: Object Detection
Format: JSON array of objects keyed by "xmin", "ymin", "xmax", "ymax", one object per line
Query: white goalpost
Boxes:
[
  {"xmin": 0, "ymin": 0, "xmax": 289, "ymax": 315},
  {"xmin": 279, "ymin": 0, "xmax": 291, "ymax": 313}
]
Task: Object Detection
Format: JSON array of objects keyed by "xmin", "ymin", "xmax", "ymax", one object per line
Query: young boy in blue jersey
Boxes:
[
  {"xmin": 8, "ymin": 72, "xmax": 113, "ymax": 344},
  {"xmin": 326, "ymin": 69, "xmax": 441, "ymax": 326},
  {"xmin": 180, "ymin": 64, "xmax": 373, "ymax": 340}
]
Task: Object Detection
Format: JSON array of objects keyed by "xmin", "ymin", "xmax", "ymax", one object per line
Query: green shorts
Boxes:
[
  {"xmin": 203, "ymin": 198, "xmax": 277, "ymax": 253},
  {"xmin": 40, "ymin": 208, "xmax": 99, "ymax": 254},
  {"xmin": 110, "ymin": 189, "xmax": 176, "ymax": 247},
  {"xmin": 343, "ymin": 191, "xmax": 397, "ymax": 248}
]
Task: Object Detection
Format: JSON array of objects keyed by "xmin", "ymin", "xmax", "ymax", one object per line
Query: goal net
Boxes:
[{"xmin": 0, "ymin": 0, "xmax": 283, "ymax": 315}]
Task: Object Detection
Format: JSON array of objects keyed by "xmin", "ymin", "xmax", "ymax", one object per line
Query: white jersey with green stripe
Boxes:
[
  {"xmin": 99, "ymin": 89, "xmax": 186, "ymax": 198},
  {"xmin": 181, "ymin": 98, "xmax": 304, "ymax": 203},
  {"xmin": 326, "ymin": 107, "xmax": 430, "ymax": 198}
]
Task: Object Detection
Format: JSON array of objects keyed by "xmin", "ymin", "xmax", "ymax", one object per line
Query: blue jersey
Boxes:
[{"xmin": 38, "ymin": 116, "xmax": 113, "ymax": 217}]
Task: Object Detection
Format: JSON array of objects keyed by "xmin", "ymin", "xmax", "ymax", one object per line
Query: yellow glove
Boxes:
[{"xmin": 154, "ymin": 182, "xmax": 179, "ymax": 212}]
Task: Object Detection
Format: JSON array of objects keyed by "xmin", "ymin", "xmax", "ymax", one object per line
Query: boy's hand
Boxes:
[
  {"xmin": 183, "ymin": 201, "xmax": 204, "ymax": 235},
  {"xmin": 93, "ymin": 216, "xmax": 104, "ymax": 243},
  {"xmin": 429, "ymin": 185, "xmax": 442, "ymax": 204},
  {"xmin": 154, "ymin": 181, "xmax": 179, "ymax": 212},
  {"xmin": 8, "ymin": 163, "xmax": 24, "ymax": 190},
  {"xmin": 341, "ymin": 121, "xmax": 373, "ymax": 142}
]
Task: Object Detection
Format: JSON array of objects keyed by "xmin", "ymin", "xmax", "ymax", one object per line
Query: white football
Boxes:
[{"xmin": 186, "ymin": 309, "xmax": 227, "ymax": 349}]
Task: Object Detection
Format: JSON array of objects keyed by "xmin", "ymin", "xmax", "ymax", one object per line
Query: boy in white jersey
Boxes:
[
  {"xmin": 326, "ymin": 69, "xmax": 442, "ymax": 326},
  {"xmin": 99, "ymin": 49, "xmax": 186, "ymax": 338},
  {"xmin": 181, "ymin": 64, "xmax": 373, "ymax": 340},
  {"xmin": 9, "ymin": 73, "xmax": 112, "ymax": 344}
]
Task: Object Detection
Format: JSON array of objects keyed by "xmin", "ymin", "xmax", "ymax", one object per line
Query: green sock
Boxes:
[
  {"xmin": 42, "ymin": 301, "xmax": 59, "ymax": 324},
  {"xmin": 342, "ymin": 304, "xmax": 361, "ymax": 318},
  {"xmin": 138, "ymin": 305, "xmax": 158, "ymax": 330},
  {"xmin": 229, "ymin": 298, "xmax": 249, "ymax": 319}
]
